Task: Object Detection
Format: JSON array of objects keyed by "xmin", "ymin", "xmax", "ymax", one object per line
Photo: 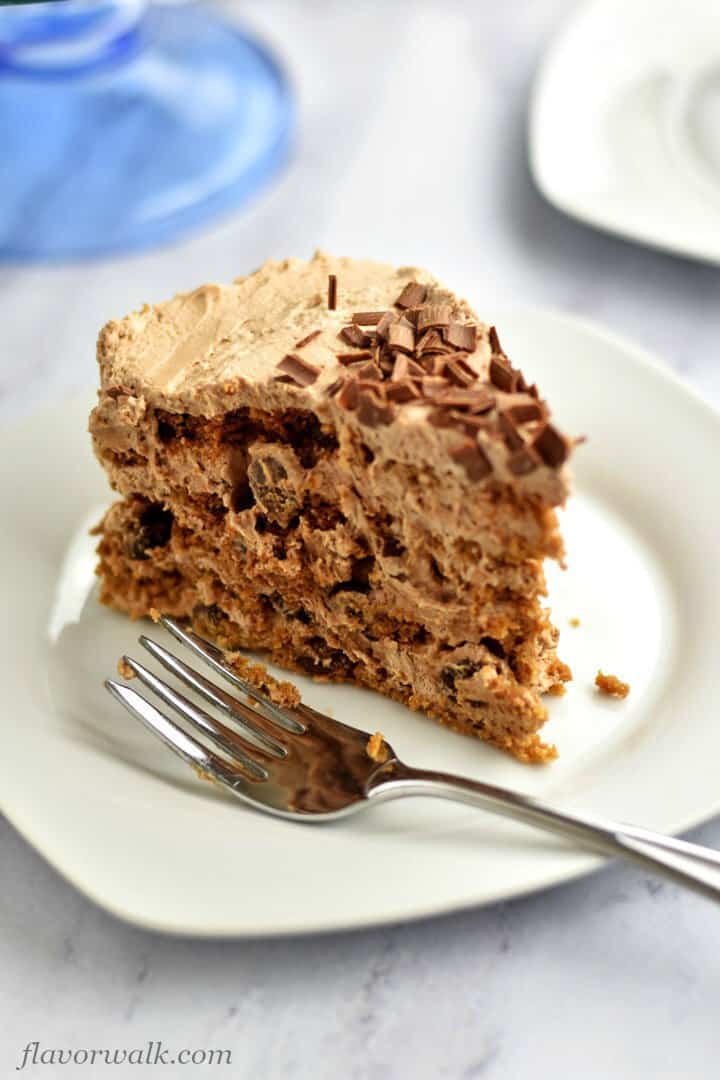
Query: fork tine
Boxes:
[
  {"xmin": 159, "ymin": 616, "xmax": 305, "ymax": 734},
  {"xmin": 139, "ymin": 635, "xmax": 288, "ymax": 759},
  {"xmin": 105, "ymin": 679, "xmax": 265, "ymax": 785},
  {"xmin": 119, "ymin": 657, "xmax": 269, "ymax": 780}
]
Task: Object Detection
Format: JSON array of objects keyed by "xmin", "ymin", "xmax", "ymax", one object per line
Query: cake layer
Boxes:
[
  {"xmin": 96, "ymin": 496, "xmax": 569, "ymax": 762},
  {"xmin": 93, "ymin": 400, "xmax": 565, "ymax": 568}
]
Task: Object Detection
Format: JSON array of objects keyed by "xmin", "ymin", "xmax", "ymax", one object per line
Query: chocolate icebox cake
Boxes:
[{"xmin": 90, "ymin": 252, "xmax": 577, "ymax": 762}]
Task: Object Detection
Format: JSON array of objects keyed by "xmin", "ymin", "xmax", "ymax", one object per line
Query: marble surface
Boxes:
[{"xmin": 2, "ymin": 2, "xmax": 720, "ymax": 1077}]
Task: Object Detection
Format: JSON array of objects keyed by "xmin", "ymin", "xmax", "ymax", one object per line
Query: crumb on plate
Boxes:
[
  {"xmin": 226, "ymin": 652, "xmax": 301, "ymax": 708},
  {"xmin": 366, "ymin": 731, "xmax": 390, "ymax": 764},
  {"xmin": 569, "ymin": 617, "xmax": 581, "ymax": 628},
  {"xmin": 116, "ymin": 657, "xmax": 135, "ymax": 680},
  {"xmin": 595, "ymin": 671, "xmax": 630, "ymax": 699}
]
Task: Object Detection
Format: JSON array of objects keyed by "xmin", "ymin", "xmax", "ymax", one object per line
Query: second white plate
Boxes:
[{"xmin": 530, "ymin": 0, "xmax": 720, "ymax": 264}]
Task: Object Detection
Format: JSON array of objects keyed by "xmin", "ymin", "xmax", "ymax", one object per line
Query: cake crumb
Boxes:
[
  {"xmin": 569, "ymin": 617, "xmax": 581, "ymax": 628},
  {"xmin": 226, "ymin": 652, "xmax": 301, "ymax": 708},
  {"xmin": 148, "ymin": 607, "xmax": 162, "ymax": 623},
  {"xmin": 117, "ymin": 657, "xmax": 135, "ymax": 680},
  {"xmin": 595, "ymin": 671, "xmax": 630, "ymax": 699},
  {"xmin": 366, "ymin": 731, "xmax": 390, "ymax": 764},
  {"xmin": 547, "ymin": 682, "xmax": 566, "ymax": 697}
]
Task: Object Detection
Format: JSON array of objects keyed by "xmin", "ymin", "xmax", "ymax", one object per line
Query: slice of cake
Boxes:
[{"xmin": 90, "ymin": 252, "xmax": 577, "ymax": 762}]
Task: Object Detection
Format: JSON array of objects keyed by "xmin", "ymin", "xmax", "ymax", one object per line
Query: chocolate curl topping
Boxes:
[
  {"xmin": 385, "ymin": 379, "xmax": 421, "ymax": 403},
  {"xmin": 322, "ymin": 287, "xmax": 574, "ymax": 480},
  {"xmin": 416, "ymin": 329, "xmax": 451, "ymax": 356},
  {"xmin": 436, "ymin": 387, "xmax": 494, "ymax": 410},
  {"xmin": 417, "ymin": 304, "xmax": 452, "ymax": 333},
  {"xmin": 375, "ymin": 311, "xmax": 396, "ymax": 340},
  {"xmin": 489, "ymin": 356, "xmax": 515, "ymax": 393},
  {"xmin": 354, "ymin": 360, "xmax": 383, "ymax": 382},
  {"xmin": 394, "ymin": 281, "xmax": 427, "ymax": 309},
  {"xmin": 339, "ymin": 324, "xmax": 372, "ymax": 348},
  {"xmin": 328, "ymin": 274, "xmax": 338, "ymax": 311},
  {"xmin": 444, "ymin": 357, "xmax": 477, "ymax": 387},
  {"xmin": 294, "ymin": 329, "xmax": 322, "ymax": 349},
  {"xmin": 488, "ymin": 325, "xmax": 503, "ymax": 354},
  {"xmin": 498, "ymin": 412, "xmax": 524, "ymax": 451},
  {"xmin": 506, "ymin": 400, "xmax": 544, "ymax": 424},
  {"xmin": 337, "ymin": 377, "xmax": 359, "ymax": 410},
  {"xmin": 336, "ymin": 351, "xmax": 374, "ymax": 365},
  {"xmin": 444, "ymin": 322, "xmax": 477, "ymax": 352},
  {"xmin": 351, "ymin": 311, "xmax": 385, "ymax": 325},
  {"xmin": 275, "ymin": 353, "xmax": 320, "ymax": 387},
  {"xmin": 533, "ymin": 423, "xmax": 570, "ymax": 467},
  {"xmin": 356, "ymin": 384, "xmax": 395, "ymax": 428},
  {"xmin": 391, "ymin": 354, "xmax": 425, "ymax": 381},
  {"xmin": 387, "ymin": 320, "xmax": 415, "ymax": 355}
]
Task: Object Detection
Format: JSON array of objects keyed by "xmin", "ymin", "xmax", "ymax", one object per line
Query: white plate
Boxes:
[
  {"xmin": 530, "ymin": 0, "xmax": 720, "ymax": 264},
  {"xmin": 2, "ymin": 306, "xmax": 719, "ymax": 937}
]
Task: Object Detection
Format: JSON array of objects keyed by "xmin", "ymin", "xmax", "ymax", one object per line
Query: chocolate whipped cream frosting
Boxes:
[{"xmin": 92, "ymin": 251, "xmax": 576, "ymax": 505}]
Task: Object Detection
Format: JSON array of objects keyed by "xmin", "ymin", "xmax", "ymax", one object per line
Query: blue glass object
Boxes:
[{"xmin": 0, "ymin": 2, "xmax": 294, "ymax": 260}]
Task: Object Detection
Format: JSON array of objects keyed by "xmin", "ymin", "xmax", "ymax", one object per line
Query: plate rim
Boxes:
[{"xmin": 2, "ymin": 304, "xmax": 720, "ymax": 938}]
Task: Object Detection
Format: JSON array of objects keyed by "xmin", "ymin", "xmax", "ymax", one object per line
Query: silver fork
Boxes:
[{"xmin": 105, "ymin": 616, "xmax": 720, "ymax": 903}]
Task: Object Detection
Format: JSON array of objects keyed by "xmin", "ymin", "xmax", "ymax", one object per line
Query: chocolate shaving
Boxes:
[
  {"xmin": 375, "ymin": 311, "xmax": 396, "ymax": 340},
  {"xmin": 533, "ymin": 423, "xmax": 569, "ymax": 467},
  {"xmin": 425, "ymin": 355, "xmax": 450, "ymax": 376},
  {"xmin": 450, "ymin": 441, "xmax": 492, "ymax": 481},
  {"xmin": 489, "ymin": 356, "xmax": 515, "ymax": 393},
  {"xmin": 507, "ymin": 400, "xmax": 544, "ymax": 424},
  {"xmin": 417, "ymin": 304, "xmax": 451, "ymax": 333},
  {"xmin": 385, "ymin": 380, "xmax": 421, "ymax": 403},
  {"xmin": 394, "ymin": 281, "xmax": 427, "ymax": 309},
  {"xmin": 445, "ymin": 322, "xmax": 477, "ymax": 352},
  {"xmin": 275, "ymin": 353, "xmax": 320, "ymax": 387},
  {"xmin": 354, "ymin": 361, "xmax": 383, "ymax": 382},
  {"xmin": 337, "ymin": 377, "xmax": 359, "ymax": 411},
  {"xmin": 508, "ymin": 447, "xmax": 540, "ymax": 476},
  {"xmin": 339, "ymin": 324, "xmax": 372, "ymax": 348},
  {"xmin": 328, "ymin": 274, "xmax": 337, "ymax": 311},
  {"xmin": 294, "ymin": 329, "xmax": 321, "ymax": 349},
  {"xmin": 322, "ymin": 288, "xmax": 569, "ymax": 478},
  {"xmin": 326, "ymin": 376, "xmax": 345, "ymax": 397},
  {"xmin": 436, "ymin": 387, "xmax": 494, "ymax": 410},
  {"xmin": 356, "ymin": 386, "xmax": 395, "ymax": 428},
  {"xmin": 488, "ymin": 326, "xmax": 503, "ymax": 355},
  {"xmin": 416, "ymin": 329, "xmax": 451, "ymax": 356},
  {"xmin": 387, "ymin": 320, "xmax": 415, "ymax": 355},
  {"xmin": 498, "ymin": 413, "xmax": 524, "ymax": 451},
  {"xmin": 391, "ymin": 355, "xmax": 424, "ymax": 381},
  {"xmin": 452, "ymin": 411, "xmax": 494, "ymax": 435},
  {"xmin": 337, "ymin": 351, "xmax": 374, "ymax": 365},
  {"xmin": 444, "ymin": 357, "xmax": 477, "ymax": 387},
  {"xmin": 378, "ymin": 350, "xmax": 395, "ymax": 376}
]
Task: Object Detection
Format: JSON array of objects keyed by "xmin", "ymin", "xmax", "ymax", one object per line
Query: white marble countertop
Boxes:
[{"xmin": 2, "ymin": 2, "xmax": 720, "ymax": 1077}]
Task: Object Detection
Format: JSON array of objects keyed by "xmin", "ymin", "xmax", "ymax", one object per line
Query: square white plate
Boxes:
[
  {"xmin": 530, "ymin": 0, "xmax": 720, "ymax": 264},
  {"xmin": 2, "ymin": 306, "xmax": 719, "ymax": 937}
]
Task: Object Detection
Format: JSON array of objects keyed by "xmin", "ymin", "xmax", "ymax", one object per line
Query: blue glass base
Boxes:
[{"xmin": 0, "ymin": 5, "xmax": 293, "ymax": 260}]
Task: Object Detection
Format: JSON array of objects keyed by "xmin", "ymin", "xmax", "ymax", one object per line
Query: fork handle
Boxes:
[{"xmin": 370, "ymin": 764, "xmax": 720, "ymax": 902}]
